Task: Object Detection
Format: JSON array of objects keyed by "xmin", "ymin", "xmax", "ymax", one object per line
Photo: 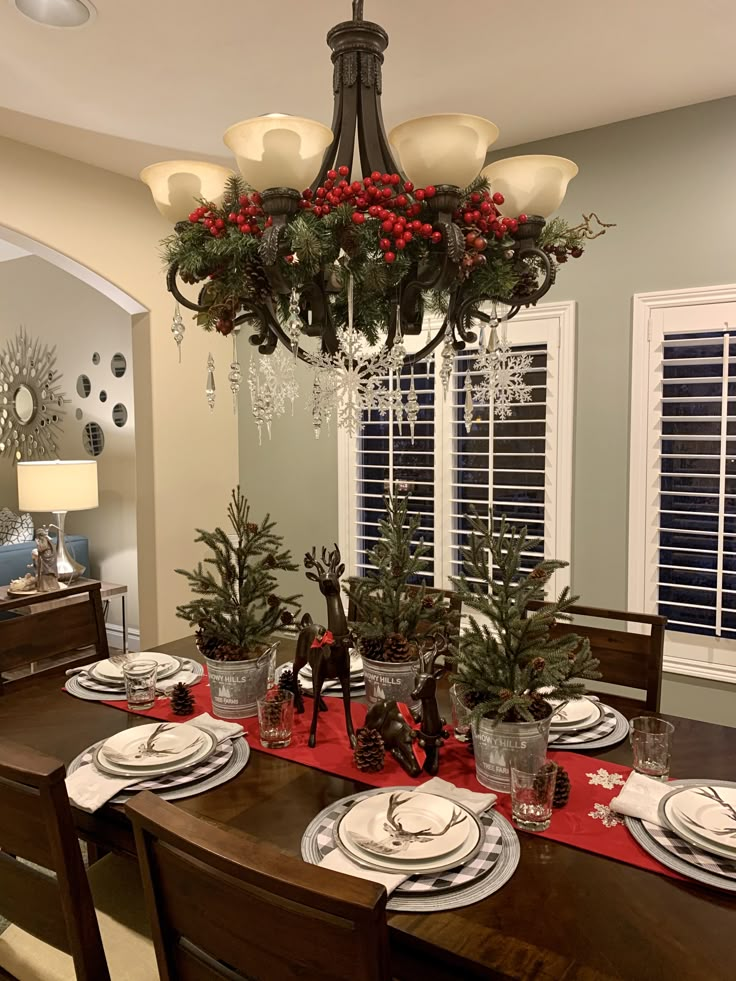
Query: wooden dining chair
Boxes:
[
  {"xmin": 528, "ymin": 602, "xmax": 666, "ymax": 711},
  {"xmin": 0, "ymin": 580, "xmax": 109, "ymax": 690},
  {"xmin": 0, "ymin": 738, "xmax": 157, "ymax": 980},
  {"xmin": 126, "ymin": 790, "xmax": 392, "ymax": 981}
]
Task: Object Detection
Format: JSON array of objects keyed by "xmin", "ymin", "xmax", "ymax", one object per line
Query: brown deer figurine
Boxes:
[
  {"xmin": 411, "ymin": 640, "xmax": 450, "ymax": 775},
  {"xmin": 364, "ymin": 700, "xmax": 421, "ymax": 778},
  {"xmin": 291, "ymin": 544, "xmax": 356, "ymax": 749}
]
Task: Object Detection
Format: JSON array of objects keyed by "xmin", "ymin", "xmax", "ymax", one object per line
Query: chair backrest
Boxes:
[
  {"xmin": 126, "ymin": 792, "xmax": 391, "ymax": 981},
  {"xmin": 0, "ymin": 738, "xmax": 110, "ymax": 981},
  {"xmin": 348, "ymin": 585, "xmax": 462, "ymax": 644},
  {"xmin": 528, "ymin": 602, "xmax": 666, "ymax": 711},
  {"xmin": 0, "ymin": 580, "xmax": 108, "ymax": 689}
]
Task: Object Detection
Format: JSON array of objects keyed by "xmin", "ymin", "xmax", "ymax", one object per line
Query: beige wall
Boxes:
[
  {"xmin": 0, "ymin": 135, "xmax": 239, "ymax": 645},
  {"xmin": 239, "ymin": 96, "xmax": 736, "ymax": 726},
  {"xmin": 0, "ymin": 255, "xmax": 139, "ymax": 629}
]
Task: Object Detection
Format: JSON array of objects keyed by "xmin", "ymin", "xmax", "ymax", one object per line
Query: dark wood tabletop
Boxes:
[{"xmin": 1, "ymin": 636, "xmax": 735, "ymax": 981}]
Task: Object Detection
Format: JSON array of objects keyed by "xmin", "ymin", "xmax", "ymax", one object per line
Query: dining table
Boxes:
[{"xmin": 1, "ymin": 634, "xmax": 736, "ymax": 981}]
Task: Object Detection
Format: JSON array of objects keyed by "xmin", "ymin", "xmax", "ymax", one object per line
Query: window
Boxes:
[
  {"xmin": 338, "ymin": 302, "xmax": 575, "ymax": 600},
  {"xmin": 629, "ymin": 285, "xmax": 736, "ymax": 682}
]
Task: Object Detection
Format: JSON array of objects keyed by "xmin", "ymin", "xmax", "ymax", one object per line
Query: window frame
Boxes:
[
  {"xmin": 338, "ymin": 299, "xmax": 576, "ymax": 599},
  {"xmin": 629, "ymin": 283, "xmax": 736, "ymax": 684}
]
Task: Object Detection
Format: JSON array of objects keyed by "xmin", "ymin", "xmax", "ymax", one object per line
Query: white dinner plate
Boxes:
[
  {"xmin": 93, "ymin": 725, "xmax": 216, "ymax": 778},
  {"xmin": 663, "ymin": 786, "xmax": 736, "ymax": 855},
  {"xmin": 335, "ymin": 799, "xmax": 483, "ymax": 874},
  {"xmin": 92, "ymin": 652, "xmax": 181, "ymax": 682},
  {"xmin": 548, "ymin": 697, "xmax": 598, "ymax": 727},
  {"xmin": 549, "ymin": 701, "xmax": 604, "ymax": 733},
  {"xmin": 661, "ymin": 801, "xmax": 736, "ymax": 862},
  {"xmin": 342, "ymin": 791, "xmax": 471, "ymax": 861},
  {"xmin": 100, "ymin": 723, "xmax": 206, "ymax": 768},
  {"xmin": 299, "ymin": 652, "xmax": 363, "ymax": 679}
]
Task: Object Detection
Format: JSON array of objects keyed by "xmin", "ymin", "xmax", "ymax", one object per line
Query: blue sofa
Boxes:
[{"xmin": 0, "ymin": 535, "xmax": 90, "ymax": 586}]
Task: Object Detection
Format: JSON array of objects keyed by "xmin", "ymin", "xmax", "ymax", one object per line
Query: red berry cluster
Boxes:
[
  {"xmin": 188, "ymin": 194, "xmax": 272, "ymax": 238},
  {"xmin": 301, "ymin": 169, "xmax": 443, "ymax": 264},
  {"xmin": 455, "ymin": 189, "xmax": 528, "ymax": 241}
]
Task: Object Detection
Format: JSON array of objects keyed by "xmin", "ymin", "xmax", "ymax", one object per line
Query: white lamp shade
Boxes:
[
  {"xmin": 388, "ymin": 113, "xmax": 499, "ymax": 189},
  {"xmin": 480, "ymin": 155, "xmax": 579, "ymax": 218},
  {"xmin": 17, "ymin": 460, "xmax": 99, "ymax": 512},
  {"xmin": 223, "ymin": 114, "xmax": 333, "ymax": 192},
  {"xmin": 139, "ymin": 160, "xmax": 234, "ymax": 224}
]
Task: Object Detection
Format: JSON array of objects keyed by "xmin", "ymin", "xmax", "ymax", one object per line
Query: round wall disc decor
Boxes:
[{"xmin": 0, "ymin": 328, "xmax": 67, "ymax": 462}]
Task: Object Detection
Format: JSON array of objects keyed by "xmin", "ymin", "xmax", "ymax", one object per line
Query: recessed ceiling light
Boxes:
[{"xmin": 11, "ymin": 0, "xmax": 96, "ymax": 29}]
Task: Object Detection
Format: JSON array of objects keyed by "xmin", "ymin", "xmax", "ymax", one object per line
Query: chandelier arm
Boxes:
[
  {"xmin": 166, "ymin": 263, "xmax": 210, "ymax": 313},
  {"xmin": 507, "ymin": 246, "xmax": 555, "ymax": 308},
  {"xmin": 356, "ymin": 80, "xmax": 402, "ymax": 177},
  {"xmin": 401, "ymin": 317, "xmax": 450, "ymax": 367}
]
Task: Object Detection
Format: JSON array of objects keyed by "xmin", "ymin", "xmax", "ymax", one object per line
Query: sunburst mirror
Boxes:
[{"xmin": 0, "ymin": 328, "xmax": 66, "ymax": 463}]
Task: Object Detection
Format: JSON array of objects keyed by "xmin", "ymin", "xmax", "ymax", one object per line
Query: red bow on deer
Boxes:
[{"xmin": 311, "ymin": 630, "xmax": 334, "ymax": 649}]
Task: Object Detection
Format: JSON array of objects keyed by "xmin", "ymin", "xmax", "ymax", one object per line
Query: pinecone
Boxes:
[
  {"xmin": 359, "ymin": 636, "xmax": 386, "ymax": 663},
  {"xmin": 277, "ymin": 668, "xmax": 302, "ymax": 699},
  {"xmin": 353, "ymin": 727, "xmax": 385, "ymax": 773},
  {"xmin": 553, "ymin": 764, "xmax": 571, "ymax": 808},
  {"xmin": 382, "ymin": 632, "xmax": 414, "ymax": 663},
  {"xmin": 529, "ymin": 692, "xmax": 553, "ymax": 721},
  {"xmin": 245, "ymin": 259, "xmax": 271, "ymax": 301},
  {"xmin": 170, "ymin": 682, "xmax": 195, "ymax": 716},
  {"xmin": 280, "ymin": 609, "xmax": 295, "ymax": 626}
]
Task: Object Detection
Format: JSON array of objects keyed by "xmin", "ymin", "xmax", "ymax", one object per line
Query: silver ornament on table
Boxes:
[
  {"xmin": 206, "ymin": 353, "xmax": 216, "ymax": 411},
  {"xmin": 171, "ymin": 302, "xmax": 185, "ymax": 362},
  {"xmin": 464, "ymin": 371, "xmax": 474, "ymax": 434}
]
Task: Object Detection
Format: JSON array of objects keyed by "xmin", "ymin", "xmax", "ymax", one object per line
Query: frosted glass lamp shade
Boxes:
[
  {"xmin": 223, "ymin": 115, "xmax": 333, "ymax": 192},
  {"xmin": 139, "ymin": 161, "xmax": 234, "ymax": 224},
  {"xmin": 481, "ymin": 155, "xmax": 579, "ymax": 218},
  {"xmin": 17, "ymin": 460, "xmax": 98, "ymax": 512},
  {"xmin": 388, "ymin": 114, "xmax": 499, "ymax": 189}
]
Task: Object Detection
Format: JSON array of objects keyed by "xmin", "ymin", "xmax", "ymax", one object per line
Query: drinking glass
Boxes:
[
  {"xmin": 629, "ymin": 716, "xmax": 674, "ymax": 780},
  {"xmin": 449, "ymin": 684, "xmax": 472, "ymax": 742},
  {"xmin": 257, "ymin": 689, "xmax": 294, "ymax": 749},
  {"xmin": 122, "ymin": 659, "xmax": 157, "ymax": 710},
  {"xmin": 510, "ymin": 763, "xmax": 557, "ymax": 832}
]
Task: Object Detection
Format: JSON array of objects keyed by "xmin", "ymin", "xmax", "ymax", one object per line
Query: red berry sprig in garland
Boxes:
[{"xmin": 187, "ymin": 192, "xmax": 272, "ymax": 239}]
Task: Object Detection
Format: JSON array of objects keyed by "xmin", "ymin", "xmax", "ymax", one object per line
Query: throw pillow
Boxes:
[{"xmin": 0, "ymin": 508, "xmax": 35, "ymax": 546}]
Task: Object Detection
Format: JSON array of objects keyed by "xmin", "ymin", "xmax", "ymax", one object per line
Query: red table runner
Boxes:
[{"xmin": 94, "ymin": 672, "xmax": 681, "ymax": 881}]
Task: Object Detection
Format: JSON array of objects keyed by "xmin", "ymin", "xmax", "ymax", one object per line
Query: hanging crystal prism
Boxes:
[
  {"xmin": 390, "ymin": 306, "xmax": 407, "ymax": 370},
  {"xmin": 311, "ymin": 374, "xmax": 324, "ymax": 439},
  {"xmin": 464, "ymin": 371, "xmax": 474, "ymax": 434},
  {"xmin": 440, "ymin": 332, "xmax": 455, "ymax": 398},
  {"xmin": 227, "ymin": 329, "xmax": 242, "ymax": 414},
  {"xmin": 206, "ymin": 353, "xmax": 216, "ymax": 411},
  {"xmin": 405, "ymin": 366, "xmax": 419, "ymax": 444},
  {"xmin": 171, "ymin": 302, "xmax": 185, "ymax": 362},
  {"xmin": 285, "ymin": 288, "xmax": 302, "ymax": 353}
]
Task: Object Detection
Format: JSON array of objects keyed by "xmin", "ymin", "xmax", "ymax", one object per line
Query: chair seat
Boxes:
[{"xmin": 0, "ymin": 854, "xmax": 158, "ymax": 980}]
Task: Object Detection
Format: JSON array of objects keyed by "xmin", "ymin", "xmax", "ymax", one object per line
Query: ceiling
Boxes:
[{"xmin": 0, "ymin": 0, "xmax": 735, "ymax": 179}]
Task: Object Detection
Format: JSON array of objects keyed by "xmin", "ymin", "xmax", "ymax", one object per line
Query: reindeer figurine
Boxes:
[
  {"xmin": 411, "ymin": 638, "xmax": 450, "ymax": 776},
  {"xmin": 290, "ymin": 544, "xmax": 356, "ymax": 749}
]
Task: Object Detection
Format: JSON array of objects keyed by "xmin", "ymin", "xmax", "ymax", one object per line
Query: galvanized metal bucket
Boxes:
[
  {"xmin": 362, "ymin": 656, "xmax": 420, "ymax": 713},
  {"xmin": 205, "ymin": 641, "xmax": 279, "ymax": 719},
  {"xmin": 472, "ymin": 712, "xmax": 553, "ymax": 794}
]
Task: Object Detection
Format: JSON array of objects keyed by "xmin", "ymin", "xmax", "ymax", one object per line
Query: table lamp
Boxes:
[{"xmin": 17, "ymin": 460, "xmax": 99, "ymax": 581}]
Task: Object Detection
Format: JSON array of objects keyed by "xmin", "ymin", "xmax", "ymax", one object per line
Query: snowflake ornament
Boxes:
[
  {"xmin": 588, "ymin": 803, "xmax": 624, "ymax": 829},
  {"xmin": 587, "ymin": 768, "xmax": 626, "ymax": 790},
  {"xmin": 472, "ymin": 334, "xmax": 533, "ymax": 420},
  {"xmin": 248, "ymin": 348, "xmax": 300, "ymax": 443}
]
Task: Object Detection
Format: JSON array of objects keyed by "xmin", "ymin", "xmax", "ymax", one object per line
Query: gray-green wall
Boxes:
[{"xmin": 240, "ymin": 96, "xmax": 736, "ymax": 726}]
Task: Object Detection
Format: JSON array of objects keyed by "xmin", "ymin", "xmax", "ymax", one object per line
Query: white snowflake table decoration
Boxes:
[
  {"xmin": 588, "ymin": 803, "xmax": 624, "ymax": 829},
  {"xmin": 587, "ymin": 768, "xmax": 626, "ymax": 790}
]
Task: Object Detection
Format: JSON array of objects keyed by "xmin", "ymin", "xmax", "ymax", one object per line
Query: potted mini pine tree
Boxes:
[
  {"xmin": 344, "ymin": 492, "xmax": 457, "ymax": 710},
  {"xmin": 176, "ymin": 488, "xmax": 300, "ymax": 718},
  {"xmin": 451, "ymin": 512, "xmax": 600, "ymax": 792}
]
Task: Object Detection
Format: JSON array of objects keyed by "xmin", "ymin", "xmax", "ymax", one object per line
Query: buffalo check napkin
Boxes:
[{"xmin": 65, "ymin": 713, "xmax": 245, "ymax": 812}]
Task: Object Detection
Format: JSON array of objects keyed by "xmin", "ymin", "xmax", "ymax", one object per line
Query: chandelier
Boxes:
[{"xmin": 140, "ymin": 0, "xmax": 611, "ymax": 433}]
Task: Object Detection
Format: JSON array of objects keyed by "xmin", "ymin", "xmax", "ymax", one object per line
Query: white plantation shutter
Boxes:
[
  {"xmin": 629, "ymin": 286, "xmax": 736, "ymax": 680},
  {"xmin": 338, "ymin": 303, "xmax": 574, "ymax": 598}
]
